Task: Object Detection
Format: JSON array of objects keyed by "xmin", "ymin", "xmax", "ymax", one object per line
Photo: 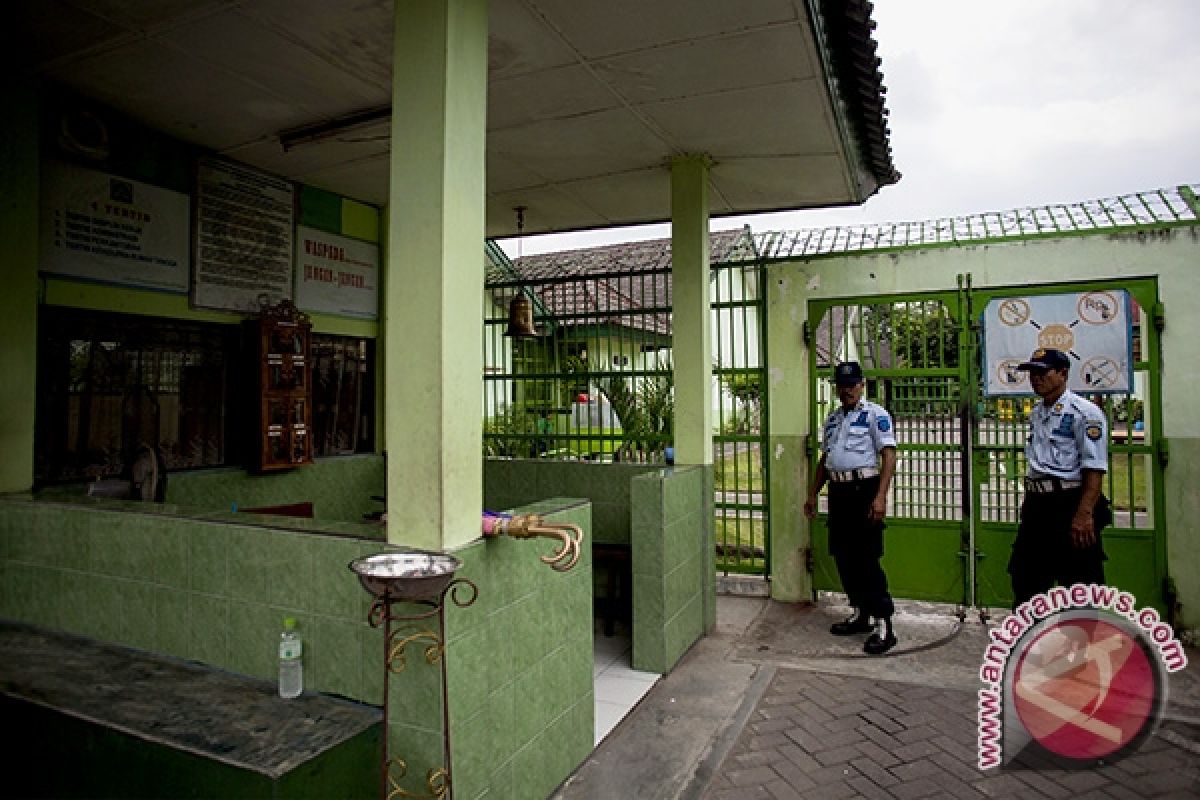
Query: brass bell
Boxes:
[{"xmin": 505, "ymin": 294, "xmax": 538, "ymax": 337}]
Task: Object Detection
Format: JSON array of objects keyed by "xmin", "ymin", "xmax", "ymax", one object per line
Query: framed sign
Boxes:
[
  {"xmin": 982, "ymin": 290, "xmax": 1134, "ymax": 396},
  {"xmin": 294, "ymin": 226, "xmax": 379, "ymax": 318},
  {"xmin": 192, "ymin": 157, "xmax": 294, "ymax": 313},
  {"xmin": 40, "ymin": 160, "xmax": 189, "ymax": 291}
]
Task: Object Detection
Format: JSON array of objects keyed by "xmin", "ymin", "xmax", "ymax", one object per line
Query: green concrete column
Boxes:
[
  {"xmin": 0, "ymin": 78, "xmax": 39, "ymax": 493},
  {"xmin": 383, "ymin": 0, "xmax": 488, "ymax": 550},
  {"xmin": 670, "ymin": 155, "xmax": 713, "ymax": 466},
  {"xmin": 766, "ymin": 265, "xmax": 815, "ymax": 602}
]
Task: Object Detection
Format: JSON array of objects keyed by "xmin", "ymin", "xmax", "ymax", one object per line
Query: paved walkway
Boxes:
[{"xmin": 556, "ymin": 593, "xmax": 1200, "ymax": 800}]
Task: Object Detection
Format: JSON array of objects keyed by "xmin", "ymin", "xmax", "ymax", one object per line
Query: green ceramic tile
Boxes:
[
  {"xmin": 631, "ymin": 481, "xmax": 663, "ymax": 537},
  {"xmin": 586, "ymin": 501, "xmax": 624, "ymax": 545},
  {"xmin": 662, "ymin": 476, "xmax": 695, "ymax": 526},
  {"xmin": 309, "ymin": 536, "xmax": 367, "ymax": 620},
  {"xmin": 510, "ymin": 732, "xmax": 551, "ymax": 800},
  {"xmin": 509, "ymin": 659, "xmax": 548, "ymax": 750},
  {"xmin": 225, "ymin": 601, "xmax": 279, "ymax": 681},
  {"xmin": 384, "ymin": 631, "xmax": 444, "ymax": 730},
  {"xmin": 52, "ymin": 510, "xmax": 91, "ymax": 572},
  {"xmin": 310, "ymin": 616, "xmax": 363, "ymax": 699},
  {"xmin": 632, "ymin": 527, "xmax": 663, "ymax": 579},
  {"xmin": 152, "ymin": 524, "xmax": 190, "ymax": 588},
  {"xmin": 119, "ymin": 581, "xmax": 159, "ymax": 651},
  {"xmin": 14, "ymin": 508, "xmax": 57, "ymax": 567},
  {"xmin": 228, "ymin": 530, "xmax": 271, "ymax": 602},
  {"xmin": 446, "ymin": 624, "xmax": 491, "ymax": 720},
  {"xmin": 188, "ymin": 527, "xmax": 230, "ymax": 596},
  {"xmin": 0, "ymin": 502, "xmax": 26, "ymax": 549},
  {"xmin": 20, "ymin": 565, "xmax": 57, "ymax": 628},
  {"xmin": 664, "ymin": 558, "xmax": 696, "ymax": 617},
  {"xmin": 154, "ymin": 587, "xmax": 190, "ymax": 657},
  {"xmin": 359, "ymin": 624, "xmax": 387, "ymax": 705},
  {"xmin": 188, "ymin": 593, "xmax": 230, "ymax": 665},
  {"xmin": 55, "ymin": 573, "xmax": 92, "ymax": 635},
  {"xmin": 268, "ymin": 532, "xmax": 316, "ymax": 610},
  {"xmin": 535, "ymin": 643, "xmax": 570, "ymax": 721},
  {"xmin": 449, "ymin": 706, "xmax": 490, "ymax": 800},
  {"xmin": 483, "ymin": 605, "xmax": 517, "ymax": 691},
  {"xmin": 388, "ymin": 723, "xmax": 446, "ymax": 798},
  {"xmin": 0, "ymin": 562, "xmax": 10, "ymax": 617},
  {"xmin": 483, "ymin": 760, "xmax": 515, "ymax": 800}
]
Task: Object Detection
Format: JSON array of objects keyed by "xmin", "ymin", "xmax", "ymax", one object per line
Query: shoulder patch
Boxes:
[
  {"xmin": 877, "ymin": 416, "xmax": 891, "ymax": 432},
  {"xmin": 1086, "ymin": 423, "xmax": 1103, "ymax": 441}
]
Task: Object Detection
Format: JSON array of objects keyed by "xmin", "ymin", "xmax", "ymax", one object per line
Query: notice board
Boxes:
[
  {"xmin": 192, "ymin": 157, "xmax": 295, "ymax": 313},
  {"xmin": 294, "ymin": 226, "xmax": 379, "ymax": 319},
  {"xmin": 39, "ymin": 160, "xmax": 190, "ymax": 292}
]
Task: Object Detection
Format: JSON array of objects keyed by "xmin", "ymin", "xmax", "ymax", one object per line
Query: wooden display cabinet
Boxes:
[{"xmin": 247, "ymin": 299, "xmax": 313, "ymax": 471}]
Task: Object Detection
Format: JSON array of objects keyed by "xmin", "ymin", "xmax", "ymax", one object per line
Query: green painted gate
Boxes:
[{"xmin": 807, "ymin": 276, "xmax": 1167, "ymax": 613}]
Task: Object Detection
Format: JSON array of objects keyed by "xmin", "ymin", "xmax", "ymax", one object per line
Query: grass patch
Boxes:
[
  {"xmin": 715, "ymin": 515, "xmax": 765, "ymax": 572},
  {"xmin": 1107, "ymin": 454, "xmax": 1149, "ymax": 511},
  {"xmin": 714, "ymin": 443, "xmax": 764, "ymax": 492}
]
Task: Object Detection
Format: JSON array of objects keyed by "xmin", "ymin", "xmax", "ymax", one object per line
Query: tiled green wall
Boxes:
[
  {"xmin": 0, "ymin": 493, "xmax": 596, "ymax": 800},
  {"xmin": 630, "ymin": 466, "xmax": 715, "ymax": 674},
  {"xmin": 166, "ymin": 455, "xmax": 385, "ymax": 524},
  {"xmin": 483, "ymin": 458, "xmax": 658, "ymax": 544},
  {"xmin": 0, "ymin": 495, "xmax": 386, "ymax": 701},
  {"xmin": 485, "ymin": 459, "xmax": 715, "ymax": 675},
  {"xmin": 397, "ymin": 500, "xmax": 595, "ymax": 800}
]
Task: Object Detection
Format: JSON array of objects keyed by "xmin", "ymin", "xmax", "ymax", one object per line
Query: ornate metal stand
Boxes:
[{"xmin": 365, "ymin": 578, "xmax": 477, "ymax": 800}]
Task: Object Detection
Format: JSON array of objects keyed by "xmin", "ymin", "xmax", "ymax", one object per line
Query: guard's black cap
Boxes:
[
  {"xmin": 833, "ymin": 361, "xmax": 864, "ymax": 386},
  {"xmin": 1016, "ymin": 348, "xmax": 1071, "ymax": 371}
]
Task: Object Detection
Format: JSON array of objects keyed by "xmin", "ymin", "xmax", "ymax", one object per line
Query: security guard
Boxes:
[
  {"xmin": 1009, "ymin": 348, "xmax": 1112, "ymax": 607},
  {"xmin": 804, "ymin": 361, "xmax": 899, "ymax": 655}
]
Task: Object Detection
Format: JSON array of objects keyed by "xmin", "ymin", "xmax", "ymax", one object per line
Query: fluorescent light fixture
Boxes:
[{"xmin": 278, "ymin": 105, "xmax": 391, "ymax": 152}]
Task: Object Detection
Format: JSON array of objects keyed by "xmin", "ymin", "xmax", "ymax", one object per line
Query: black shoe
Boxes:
[
  {"xmin": 830, "ymin": 615, "xmax": 873, "ymax": 635},
  {"xmin": 864, "ymin": 624, "xmax": 897, "ymax": 655}
]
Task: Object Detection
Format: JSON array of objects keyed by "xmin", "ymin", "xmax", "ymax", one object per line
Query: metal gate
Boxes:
[
  {"xmin": 807, "ymin": 276, "xmax": 1166, "ymax": 612},
  {"xmin": 713, "ymin": 260, "xmax": 770, "ymax": 576}
]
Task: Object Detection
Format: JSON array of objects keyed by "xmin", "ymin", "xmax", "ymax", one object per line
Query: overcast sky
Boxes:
[{"xmin": 501, "ymin": 0, "xmax": 1200, "ymax": 257}]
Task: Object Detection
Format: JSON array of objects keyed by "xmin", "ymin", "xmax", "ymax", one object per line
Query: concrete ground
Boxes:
[{"xmin": 553, "ymin": 590, "xmax": 1200, "ymax": 800}]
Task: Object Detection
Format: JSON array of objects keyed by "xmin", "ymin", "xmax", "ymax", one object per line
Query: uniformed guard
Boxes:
[
  {"xmin": 804, "ymin": 361, "xmax": 899, "ymax": 655},
  {"xmin": 1009, "ymin": 348, "xmax": 1113, "ymax": 607}
]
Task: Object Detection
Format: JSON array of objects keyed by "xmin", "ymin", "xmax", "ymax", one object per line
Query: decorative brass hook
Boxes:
[{"xmin": 482, "ymin": 514, "xmax": 583, "ymax": 572}]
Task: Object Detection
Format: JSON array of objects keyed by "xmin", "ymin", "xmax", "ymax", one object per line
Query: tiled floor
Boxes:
[{"xmin": 592, "ymin": 628, "xmax": 659, "ymax": 745}]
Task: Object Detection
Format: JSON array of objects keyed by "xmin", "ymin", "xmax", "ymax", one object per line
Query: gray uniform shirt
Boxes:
[
  {"xmin": 820, "ymin": 399, "xmax": 897, "ymax": 472},
  {"xmin": 1025, "ymin": 389, "xmax": 1108, "ymax": 480}
]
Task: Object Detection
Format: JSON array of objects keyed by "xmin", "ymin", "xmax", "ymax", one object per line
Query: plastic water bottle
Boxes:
[{"xmin": 278, "ymin": 617, "xmax": 303, "ymax": 699}]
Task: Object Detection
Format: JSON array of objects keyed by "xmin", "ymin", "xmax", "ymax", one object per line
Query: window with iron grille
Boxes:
[
  {"xmin": 310, "ymin": 334, "xmax": 375, "ymax": 456},
  {"xmin": 35, "ymin": 308, "xmax": 376, "ymax": 485},
  {"xmin": 35, "ymin": 307, "xmax": 238, "ymax": 484}
]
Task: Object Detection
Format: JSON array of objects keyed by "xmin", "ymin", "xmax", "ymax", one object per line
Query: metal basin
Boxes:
[{"xmin": 348, "ymin": 551, "xmax": 463, "ymax": 601}]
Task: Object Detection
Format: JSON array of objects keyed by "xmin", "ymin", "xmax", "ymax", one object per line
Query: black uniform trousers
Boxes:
[
  {"xmin": 827, "ymin": 476, "xmax": 895, "ymax": 620},
  {"xmin": 1008, "ymin": 488, "xmax": 1111, "ymax": 609}
]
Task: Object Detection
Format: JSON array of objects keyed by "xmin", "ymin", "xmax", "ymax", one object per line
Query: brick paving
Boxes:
[{"xmin": 702, "ymin": 669, "xmax": 1200, "ymax": 800}]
